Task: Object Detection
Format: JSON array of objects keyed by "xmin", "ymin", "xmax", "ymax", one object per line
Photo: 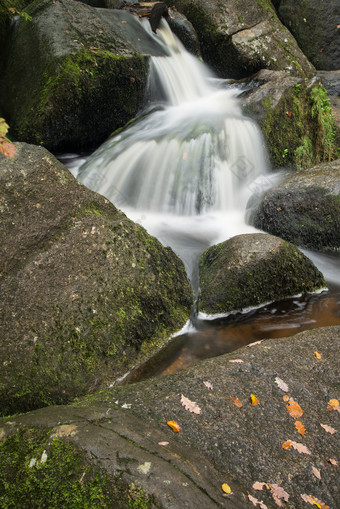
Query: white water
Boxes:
[{"xmin": 77, "ymin": 20, "xmax": 271, "ymax": 286}]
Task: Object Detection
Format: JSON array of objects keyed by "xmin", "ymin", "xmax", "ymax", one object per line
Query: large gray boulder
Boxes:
[
  {"xmin": 248, "ymin": 160, "xmax": 340, "ymax": 252},
  {"xmin": 0, "ymin": 143, "xmax": 193, "ymax": 416},
  {"xmin": 198, "ymin": 233, "xmax": 325, "ymax": 315},
  {"xmin": 0, "ymin": 0, "xmax": 167, "ymax": 151},
  {"xmin": 240, "ymin": 70, "xmax": 338, "ymax": 169},
  {"xmin": 1, "ymin": 326, "xmax": 339, "ymax": 508},
  {"xmin": 163, "ymin": 0, "xmax": 315, "ymax": 78},
  {"xmin": 278, "ymin": 0, "xmax": 340, "ymax": 71}
]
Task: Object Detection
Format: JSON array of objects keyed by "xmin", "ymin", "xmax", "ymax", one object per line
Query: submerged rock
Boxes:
[
  {"xmin": 1, "ymin": 325, "xmax": 339, "ymax": 508},
  {"xmin": 198, "ymin": 233, "xmax": 325, "ymax": 315},
  {"xmin": 241, "ymin": 70, "xmax": 338, "ymax": 169},
  {"xmin": 0, "ymin": 0, "xmax": 167, "ymax": 152},
  {"xmin": 0, "ymin": 143, "xmax": 193, "ymax": 416},
  {"xmin": 163, "ymin": 0, "xmax": 315, "ymax": 79},
  {"xmin": 248, "ymin": 160, "xmax": 340, "ymax": 252},
  {"xmin": 278, "ymin": 0, "xmax": 340, "ymax": 71}
]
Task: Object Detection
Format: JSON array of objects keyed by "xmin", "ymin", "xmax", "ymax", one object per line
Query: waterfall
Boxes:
[{"xmin": 77, "ymin": 19, "xmax": 269, "ymax": 287}]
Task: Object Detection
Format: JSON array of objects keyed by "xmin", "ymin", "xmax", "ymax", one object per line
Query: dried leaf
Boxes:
[
  {"xmin": 282, "ymin": 440, "xmax": 291, "ymax": 450},
  {"xmin": 0, "ymin": 139, "xmax": 16, "ymax": 158},
  {"xmin": 158, "ymin": 441, "xmax": 169, "ymax": 446},
  {"xmin": 327, "ymin": 458, "xmax": 337, "ymax": 466},
  {"xmin": 295, "ymin": 420, "xmax": 306, "ymax": 437},
  {"xmin": 314, "ymin": 351, "xmax": 322, "ymax": 359},
  {"xmin": 252, "ymin": 482, "xmax": 269, "ymax": 491},
  {"xmin": 248, "ymin": 340, "xmax": 263, "ymax": 347},
  {"xmin": 286, "ymin": 400, "xmax": 303, "ymax": 419},
  {"xmin": 320, "ymin": 423, "xmax": 336, "ymax": 435},
  {"xmin": 275, "ymin": 377, "xmax": 289, "ymax": 392},
  {"xmin": 230, "ymin": 396, "xmax": 243, "ymax": 408},
  {"xmin": 98, "ymin": 28, "xmax": 103, "ymax": 33},
  {"xmin": 248, "ymin": 493, "xmax": 269, "ymax": 509},
  {"xmin": 167, "ymin": 420, "xmax": 180, "ymax": 432},
  {"xmin": 203, "ymin": 381, "xmax": 213, "ymax": 390},
  {"xmin": 229, "ymin": 359, "xmax": 244, "ymax": 363},
  {"xmin": 250, "ymin": 394, "xmax": 260, "ymax": 406},
  {"xmin": 312, "ymin": 466, "xmax": 321, "ymax": 480},
  {"xmin": 221, "ymin": 483, "xmax": 231, "ymax": 494},
  {"xmin": 328, "ymin": 398, "xmax": 339, "ymax": 408},
  {"xmin": 268, "ymin": 483, "xmax": 290, "ymax": 507},
  {"xmin": 283, "ymin": 395, "xmax": 290, "ymax": 402},
  {"xmin": 300, "ymin": 494, "xmax": 330, "ymax": 509},
  {"xmin": 180, "ymin": 394, "xmax": 201, "ymax": 414},
  {"xmin": 289, "ymin": 440, "xmax": 311, "ymax": 455}
]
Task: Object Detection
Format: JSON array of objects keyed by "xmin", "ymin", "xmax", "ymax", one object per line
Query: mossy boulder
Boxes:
[
  {"xmin": 247, "ymin": 160, "xmax": 340, "ymax": 252},
  {"xmin": 0, "ymin": 143, "xmax": 193, "ymax": 417},
  {"xmin": 163, "ymin": 0, "xmax": 315, "ymax": 79},
  {"xmin": 278, "ymin": 0, "xmax": 340, "ymax": 71},
  {"xmin": 1, "ymin": 326, "xmax": 339, "ymax": 508},
  {"xmin": 241, "ymin": 70, "xmax": 338, "ymax": 169},
  {"xmin": 0, "ymin": 0, "xmax": 167, "ymax": 152},
  {"xmin": 198, "ymin": 233, "xmax": 325, "ymax": 315}
]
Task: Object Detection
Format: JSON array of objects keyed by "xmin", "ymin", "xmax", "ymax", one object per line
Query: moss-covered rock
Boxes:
[
  {"xmin": 241, "ymin": 70, "xmax": 338, "ymax": 168},
  {"xmin": 1, "ymin": 326, "xmax": 339, "ymax": 508},
  {"xmin": 163, "ymin": 0, "xmax": 315, "ymax": 78},
  {"xmin": 0, "ymin": 0, "xmax": 167, "ymax": 152},
  {"xmin": 0, "ymin": 143, "xmax": 192, "ymax": 417},
  {"xmin": 247, "ymin": 160, "xmax": 340, "ymax": 252},
  {"xmin": 278, "ymin": 0, "xmax": 340, "ymax": 71},
  {"xmin": 198, "ymin": 233, "xmax": 325, "ymax": 315}
]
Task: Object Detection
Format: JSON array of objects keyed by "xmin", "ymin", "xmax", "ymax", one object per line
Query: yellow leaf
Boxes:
[
  {"xmin": 328, "ymin": 399, "xmax": 339, "ymax": 408},
  {"xmin": 167, "ymin": 420, "xmax": 181, "ymax": 433},
  {"xmin": 250, "ymin": 394, "xmax": 260, "ymax": 406},
  {"xmin": 295, "ymin": 420, "xmax": 306, "ymax": 437},
  {"xmin": 222, "ymin": 483, "xmax": 231, "ymax": 494},
  {"xmin": 314, "ymin": 351, "xmax": 322, "ymax": 359}
]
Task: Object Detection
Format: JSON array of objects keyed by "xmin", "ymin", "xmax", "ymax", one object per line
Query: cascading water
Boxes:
[{"xmin": 77, "ymin": 20, "xmax": 269, "ymax": 287}]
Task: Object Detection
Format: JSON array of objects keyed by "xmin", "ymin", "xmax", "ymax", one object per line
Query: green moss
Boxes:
[{"xmin": 0, "ymin": 427, "xmax": 157, "ymax": 508}]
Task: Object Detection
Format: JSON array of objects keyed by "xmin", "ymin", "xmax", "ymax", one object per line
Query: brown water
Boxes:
[{"xmin": 125, "ymin": 283, "xmax": 340, "ymax": 383}]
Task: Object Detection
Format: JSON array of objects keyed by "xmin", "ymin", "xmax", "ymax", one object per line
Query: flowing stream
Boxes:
[{"xmin": 68, "ymin": 19, "xmax": 340, "ymax": 381}]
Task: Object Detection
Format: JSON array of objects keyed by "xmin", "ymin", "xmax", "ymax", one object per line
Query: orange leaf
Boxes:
[
  {"xmin": 295, "ymin": 420, "xmax": 306, "ymax": 436},
  {"xmin": 314, "ymin": 351, "xmax": 322, "ymax": 359},
  {"xmin": 0, "ymin": 139, "xmax": 17, "ymax": 158},
  {"xmin": 283, "ymin": 395, "xmax": 290, "ymax": 402},
  {"xmin": 167, "ymin": 420, "xmax": 181, "ymax": 432},
  {"xmin": 230, "ymin": 396, "xmax": 243, "ymax": 408},
  {"xmin": 250, "ymin": 394, "xmax": 260, "ymax": 406},
  {"xmin": 286, "ymin": 111, "xmax": 292, "ymax": 117},
  {"xmin": 286, "ymin": 400, "xmax": 303, "ymax": 419},
  {"xmin": 99, "ymin": 28, "xmax": 103, "ymax": 33},
  {"xmin": 328, "ymin": 398, "xmax": 339, "ymax": 408},
  {"xmin": 282, "ymin": 440, "xmax": 291, "ymax": 450},
  {"xmin": 222, "ymin": 483, "xmax": 231, "ymax": 494}
]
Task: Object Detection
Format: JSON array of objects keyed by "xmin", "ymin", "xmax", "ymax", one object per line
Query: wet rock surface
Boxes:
[
  {"xmin": 197, "ymin": 233, "xmax": 325, "ymax": 315},
  {"xmin": 0, "ymin": 143, "xmax": 192, "ymax": 416},
  {"xmin": 248, "ymin": 160, "xmax": 340, "ymax": 252},
  {"xmin": 1, "ymin": 326, "xmax": 339, "ymax": 508}
]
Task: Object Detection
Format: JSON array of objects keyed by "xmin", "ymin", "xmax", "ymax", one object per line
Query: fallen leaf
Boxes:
[
  {"xmin": 203, "ymin": 381, "xmax": 213, "ymax": 390},
  {"xmin": 328, "ymin": 398, "xmax": 339, "ymax": 408},
  {"xmin": 0, "ymin": 139, "xmax": 17, "ymax": 158},
  {"xmin": 99, "ymin": 28, "xmax": 103, "ymax": 33},
  {"xmin": 121, "ymin": 20, "xmax": 127, "ymax": 23},
  {"xmin": 283, "ymin": 395, "xmax": 290, "ymax": 402},
  {"xmin": 158, "ymin": 441, "xmax": 169, "ymax": 446},
  {"xmin": 253, "ymin": 482, "xmax": 269, "ymax": 491},
  {"xmin": 180, "ymin": 394, "xmax": 201, "ymax": 414},
  {"xmin": 314, "ymin": 351, "xmax": 322, "ymax": 359},
  {"xmin": 250, "ymin": 394, "xmax": 260, "ymax": 406},
  {"xmin": 288, "ymin": 440, "xmax": 311, "ymax": 455},
  {"xmin": 248, "ymin": 493, "xmax": 269, "ymax": 509},
  {"xmin": 248, "ymin": 340, "xmax": 263, "ymax": 347},
  {"xmin": 167, "ymin": 420, "xmax": 180, "ymax": 432},
  {"xmin": 300, "ymin": 494, "xmax": 330, "ymax": 509},
  {"xmin": 275, "ymin": 377, "xmax": 289, "ymax": 392},
  {"xmin": 221, "ymin": 483, "xmax": 231, "ymax": 494},
  {"xmin": 286, "ymin": 400, "xmax": 303, "ymax": 419},
  {"xmin": 327, "ymin": 458, "xmax": 337, "ymax": 466},
  {"xmin": 295, "ymin": 420, "xmax": 306, "ymax": 437},
  {"xmin": 312, "ymin": 466, "xmax": 321, "ymax": 480},
  {"xmin": 320, "ymin": 423, "xmax": 336, "ymax": 435},
  {"xmin": 268, "ymin": 483, "xmax": 290, "ymax": 507},
  {"xmin": 282, "ymin": 440, "xmax": 291, "ymax": 450},
  {"xmin": 229, "ymin": 359, "xmax": 244, "ymax": 363},
  {"xmin": 230, "ymin": 396, "xmax": 243, "ymax": 408}
]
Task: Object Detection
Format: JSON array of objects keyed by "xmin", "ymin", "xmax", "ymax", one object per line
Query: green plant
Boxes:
[
  {"xmin": 7, "ymin": 6, "xmax": 32, "ymax": 22},
  {"xmin": 0, "ymin": 118, "xmax": 16, "ymax": 158}
]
